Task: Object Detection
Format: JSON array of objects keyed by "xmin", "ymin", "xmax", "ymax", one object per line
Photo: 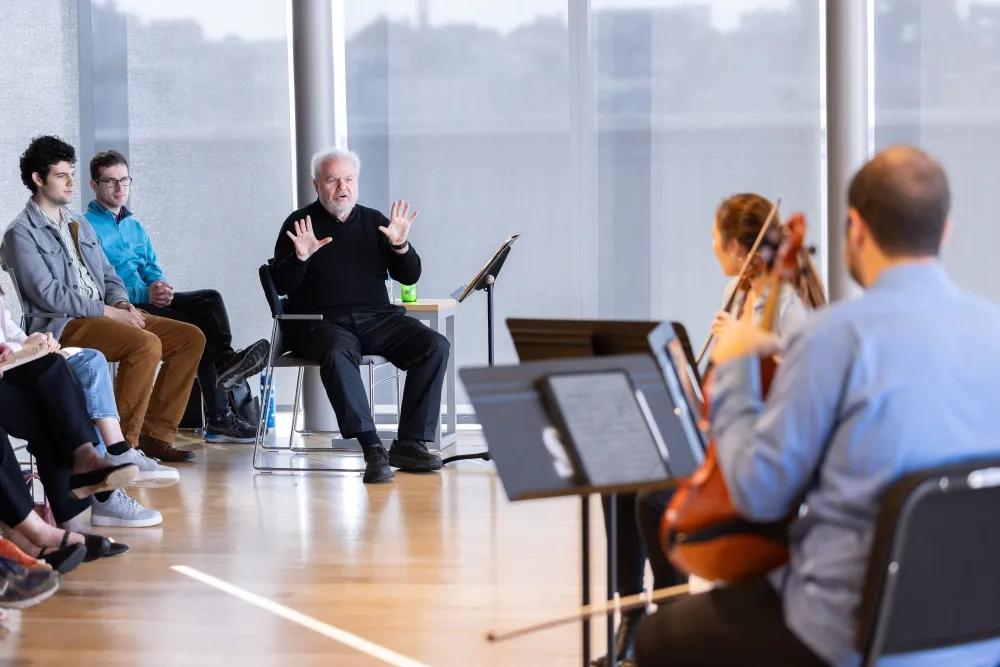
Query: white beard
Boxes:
[{"xmin": 324, "ymin": 197, "xmax": 355, "ymax": 220}]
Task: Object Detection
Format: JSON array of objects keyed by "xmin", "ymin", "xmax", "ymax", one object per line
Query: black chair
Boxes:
[
  {"xmin": 856, "ymin": 457, "xmax": 1000, "ymax": 666},
  {"xmin": 254, "ymin": 263, "xmax": 401, "ymax": 473}
]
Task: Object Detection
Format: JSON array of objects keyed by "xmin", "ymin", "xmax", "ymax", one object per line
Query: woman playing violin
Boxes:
[
  {"xmin": 594, "ymin": 193, "xmax": 824, "ymax": 667},
  {"xmin": 709, "ymin": 193, "xmax": 820, "ymax": 344}
]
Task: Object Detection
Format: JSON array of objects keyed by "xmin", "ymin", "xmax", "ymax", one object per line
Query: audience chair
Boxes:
[
  {"xmin": 856, "ymin": 457, "xmax": 1000, "ymax": 666},
  {"xmin": 254, "ymin": 263, "xmax": 402, "ymax": 473}
]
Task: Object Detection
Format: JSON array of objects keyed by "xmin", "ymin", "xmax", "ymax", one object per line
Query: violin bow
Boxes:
[
  {"xmin": 486, "ymin": 582, "xmax": 691, "ymax": 643},
  {"xmin": 694, "ymin": 197, "xmax": 781, "ymax": 368}
]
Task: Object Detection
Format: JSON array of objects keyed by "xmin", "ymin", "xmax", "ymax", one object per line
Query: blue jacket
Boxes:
[{"xmin": 84, "ymin": 200, "xmax": 165, "ymax": 305}]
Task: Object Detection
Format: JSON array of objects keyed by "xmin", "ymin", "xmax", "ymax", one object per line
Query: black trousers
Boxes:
[
  {"xmin": 138, "ymin": 289, "xmax": 236, "ymax": 419},
  {"xmin": 0, "ymin": 354, "xmax": 99, "ymax": 523},
  {"xmin": 287, "ymin": 309, "xmax": 450, "ymax": 441},
  {"xmin": 634, "ymin": 577, "xmax": 829, "ymax": 667},
  {"xmin": 603, "ymin": 489, "xmax": 686, "ymax": 602}
]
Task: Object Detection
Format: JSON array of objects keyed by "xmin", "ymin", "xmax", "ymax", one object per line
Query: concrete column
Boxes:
[
  {"xmin": 292, "ymin": 0, "xmax": 346, "ymax": 432},
  {"xmin": 825, "ymin": 0, "xmax": 870, "ymax": 301}
]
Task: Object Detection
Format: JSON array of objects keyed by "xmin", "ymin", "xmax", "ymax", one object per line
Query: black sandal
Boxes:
[
  {"xmin": 69, "ymin": 463, "xmax": 139, "ymax": 499},
  {"xmin": 84, "ymin": 534, "xmax": 129, "ymax": 558},
  {"xmin": 38, "ymin": 532, "xmax": 91, "ymax": 573},
  {"xmin": 41, "ymin": 531, "xmax": 111, "ymax": 562}
]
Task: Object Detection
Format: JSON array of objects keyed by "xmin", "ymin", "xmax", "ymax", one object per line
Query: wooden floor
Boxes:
[{"xmin": 2, "ymin": 424, "xmax": 618, "ymax": 666}]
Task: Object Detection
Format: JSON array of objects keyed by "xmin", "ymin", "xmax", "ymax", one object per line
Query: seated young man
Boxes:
[
  {"xmin": 1, "ymin": 135, "xmax": 203, "ymax": 464},
  {"xmin": 633, "ymin": 146, "xmax": 1000, "ymax": 667},
  {"xmin": 271, "ymin": 146, "xmax": 449, "ymax": 484},
  {"xmin": 85, "ymin": 150, "xmax": 268, "ymax": 443}
]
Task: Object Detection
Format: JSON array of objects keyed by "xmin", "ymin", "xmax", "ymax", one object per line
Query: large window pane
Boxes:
[
  {"xmin": 595, "ymin": 0, "xmax": 825, "ymax": 345},
  {"xmin": 346, "ymin": 1, "xmax": 574, "ymax": 391},
  {"xmin": 0, "ymin": 1, "xmax": 80, "ymax": 220},
  {"xmin": 873, "ymin": 0, "xmax": 1000, "ymax": 301},
  {"xmin": 97, "ymin": 0, "xmax": 293, "ymax": 350}
]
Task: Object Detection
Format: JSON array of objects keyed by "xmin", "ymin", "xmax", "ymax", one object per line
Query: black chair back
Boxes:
[
  {"xmin": 258, "ymin": 263, "xmax": 285, "ymax": 319},
  {"xmin": 857, "ymin": 457, "xmax": 1000, "ymax": 664}
]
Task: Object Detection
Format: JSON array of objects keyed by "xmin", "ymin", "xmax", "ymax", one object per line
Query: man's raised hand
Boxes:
[
  {"xmin": 286, "ymin": 215, "xmax": 332, "ymax": 260},
  {"xmin": 380, "ymin": 200, "xmax": 418, "ymax": 248}
]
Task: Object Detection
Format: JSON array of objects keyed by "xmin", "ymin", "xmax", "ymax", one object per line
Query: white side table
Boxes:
[{"xmin": 395, "ymin": 298, "xmax": 458, "ymax": 450}]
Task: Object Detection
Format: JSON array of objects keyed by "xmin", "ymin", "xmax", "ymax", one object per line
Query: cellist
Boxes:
[
  {"xmin": 632, "ymin": 146, "xmax": 1000, "ymax": 667},
  {"xmin": 594, "ymin": 193, "xmax": 823, "ymax": 667}
]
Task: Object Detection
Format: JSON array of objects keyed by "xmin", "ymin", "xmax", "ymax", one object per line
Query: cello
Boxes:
[{"xmin": 659, "ymin": 212, "xmax": 808, "ymax": 584}]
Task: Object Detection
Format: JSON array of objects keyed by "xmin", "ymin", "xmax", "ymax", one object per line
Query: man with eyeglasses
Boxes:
[{"xmin": 84, "ymin": 150, "xmax": 268, "ymax": 445}]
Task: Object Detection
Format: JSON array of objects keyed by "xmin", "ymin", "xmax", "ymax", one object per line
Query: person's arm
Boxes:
[
  {"xmin": 1, "ymin": 300, "xmax": 27, "ymax": 351},
  {"xmin": 134, "ymin": 222, "xmax": 166, "ymax": 286},
  {"xmin": 378, "ymin": 206, "xmax": 421, "ymax": 285},
  {"xmin": 96, "ymin": 239, "xmax": 131, "ymax": 307},
  {"xmin": 0, "ymin": 225, "xmax": 105, "ymax": 318},
  {"xmin": 127, "ymin": 283, "xmax": 151, "ymax": 306},
  {"xmin": 271, "ymin": 213, "xmax": 315, "ymax": 295},
  {"xmin": 708, "ymin": 315, "xmax": 858, "ymax": 521}
]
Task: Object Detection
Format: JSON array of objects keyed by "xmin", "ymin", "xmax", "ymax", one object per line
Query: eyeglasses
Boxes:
[{"xmin": 98, "ymin": 176, "xmax": 133, "ymax": 188}]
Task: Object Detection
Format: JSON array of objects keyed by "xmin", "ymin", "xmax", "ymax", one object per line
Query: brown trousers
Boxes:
[{"xmin": 60, "ymin": 313, "xmax": 205, "ymax": 446}]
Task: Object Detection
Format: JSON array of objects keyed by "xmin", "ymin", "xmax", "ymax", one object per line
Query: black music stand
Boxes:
[
  {"xmin": 462, "ymin": 353, "xmax": 704, "ymax": 666},
  {"xmin": 442, "ymin": 234, "xmax": 519, "ymax": 465},
  {"xmin": 506, "ymin": 318, "xmax": 701, "ymax": 387}
]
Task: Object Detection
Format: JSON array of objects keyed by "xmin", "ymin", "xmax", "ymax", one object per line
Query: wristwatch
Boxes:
[{"xmin": 391, "ymin": 241, "xmax": 408, "ymax": 250}]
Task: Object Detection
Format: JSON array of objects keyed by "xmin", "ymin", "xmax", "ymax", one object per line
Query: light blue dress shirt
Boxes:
[{"xmin": 710, "ymin": 263, "xmax": 1000, "ymax": 666}]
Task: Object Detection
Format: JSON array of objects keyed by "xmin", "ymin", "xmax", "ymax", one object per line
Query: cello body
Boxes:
[{"xmin": 660, "ymin": 359, "xmax": 790, "ymax": 583}]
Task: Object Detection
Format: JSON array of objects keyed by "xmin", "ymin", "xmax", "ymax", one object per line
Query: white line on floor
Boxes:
[{"xmin": 172, "ymin": 565, "xmax": 431, "ymax": 667}]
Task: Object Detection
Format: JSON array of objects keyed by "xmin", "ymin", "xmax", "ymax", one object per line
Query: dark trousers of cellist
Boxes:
[{"xmin": 633, "ymin": 147, "xmax": 1000, "ymax": 667}]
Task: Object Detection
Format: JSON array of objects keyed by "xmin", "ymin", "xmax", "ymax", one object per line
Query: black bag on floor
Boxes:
[{"xmin": 178, "ymin": 379, "xmax": 261, "ymax": 429}]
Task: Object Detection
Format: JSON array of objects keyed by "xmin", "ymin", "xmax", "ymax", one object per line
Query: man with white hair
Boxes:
[{"xmin": 270, "ymin": 147, "xmax": 449, "ymax": 484}]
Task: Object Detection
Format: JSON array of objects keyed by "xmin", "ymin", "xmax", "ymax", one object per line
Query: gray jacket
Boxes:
[{"xmin": 1, "ymin": 198, "xmax": 129, "ymax": 337}]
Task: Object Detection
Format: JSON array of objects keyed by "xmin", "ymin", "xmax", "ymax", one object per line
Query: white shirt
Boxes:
[{"xmin": 0, "ymin": 295, "xmax": 29, "ymax": 352}]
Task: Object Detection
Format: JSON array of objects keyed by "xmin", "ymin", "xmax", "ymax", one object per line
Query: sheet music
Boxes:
[
  {"xmin": 544, "ymin": 371, "xmax": 670, "ymax": 487},
  {"xmin": 0, "ymin": 341, "xmax": 48, "ymax": 371}
]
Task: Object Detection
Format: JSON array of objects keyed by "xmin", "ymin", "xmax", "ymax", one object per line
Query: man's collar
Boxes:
[
  {"xmin": 27, "ymin": 198, "xmax": 66, "ymax": 227},
  {"xmin": 91, "ymin": 199, "xmax": 132, "ymax": 222},
  {"xmin": 871, "ymin": 261, "xmax": 948, "ymax": 291}
]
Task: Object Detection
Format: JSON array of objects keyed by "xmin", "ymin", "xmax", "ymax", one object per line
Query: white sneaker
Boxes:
[
  {"xmin": 105, "ymin": 447, "xmax": 179, "ymax": 487},
  {"xmin": 90, "ymin": 489, "xmax": 163, "ymax": 528}
]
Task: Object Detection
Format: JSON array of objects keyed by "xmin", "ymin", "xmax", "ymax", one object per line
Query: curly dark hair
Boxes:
[{"xmin": 19, "ymin": 135, "xmax": 76, "ymax": 194}]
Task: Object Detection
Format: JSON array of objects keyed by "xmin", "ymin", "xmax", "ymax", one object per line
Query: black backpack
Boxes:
[{"xmin": 179, "ymin": 378, "xmax": 261, "ymax": 429}]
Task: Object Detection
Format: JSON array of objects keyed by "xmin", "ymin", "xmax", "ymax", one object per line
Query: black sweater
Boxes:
[{"xmin": 271, "ymin": 200, "xmax": 422, "ymax": 318}]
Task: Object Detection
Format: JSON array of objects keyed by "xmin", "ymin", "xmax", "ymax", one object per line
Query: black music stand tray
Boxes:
[
  {"xmin": 442, "ymin": 234, "xmax": 519, "ymax": 465},
  {"xmin": 462, "ymin": 353, "xmax": 704, "ymax": 666}
]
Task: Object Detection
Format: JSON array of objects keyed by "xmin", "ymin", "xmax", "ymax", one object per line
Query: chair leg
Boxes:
[
  {"xmin": 395, "ymin": 371, "xmax": 403, "ymax": 420},
  {"xmin": 368, "ymin": 361, "xmax": 376, "ymax": 415},
  {"xmin": 290, "ymin": 367, "xmax": 304, "ymax": 435}
]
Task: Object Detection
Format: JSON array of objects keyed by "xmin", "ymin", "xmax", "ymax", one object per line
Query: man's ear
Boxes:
[
  {"xmin": 940, "ymin": 216, "xmax": 953, "ymax": 248},
  {"xmin": 31, "ymin": 172, "xmax": 45, "ymax": 190},
  {"xmin": 312, "ymin": 178, "xmax": 319, "ymax": 195},
  {"xmin": 846, "ymin": 207, "xmax": 866, "ymax": 249}
]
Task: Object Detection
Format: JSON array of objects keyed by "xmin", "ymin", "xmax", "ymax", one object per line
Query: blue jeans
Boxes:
[{"xmin": 65, "ymin": 348, "xmax": 119, "ymax": 456}]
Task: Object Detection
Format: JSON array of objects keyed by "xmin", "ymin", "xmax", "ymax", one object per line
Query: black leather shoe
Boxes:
[
  {"xmin": 590, "ymin": 612, "xmax": 642, "ymax": 667},
  {"xmin": 362, "ymin": 445, "xmax": 394, "ymax": 484},
  {"xmin": 388, "ymin": 439, "xmax": 442, "ymax": 472}
]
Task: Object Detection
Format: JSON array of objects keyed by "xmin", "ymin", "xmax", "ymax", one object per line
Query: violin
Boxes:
[{"xmin": 659, "ymin": 212, "xmax": 807, "ymax": 584}]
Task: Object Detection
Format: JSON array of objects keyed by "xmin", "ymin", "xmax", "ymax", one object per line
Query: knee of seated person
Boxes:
[
  {"xmin": 322, "ymin": 346, "xmax": 361, "ymax": 370},
  {"xmin": 133, "ymin": 330, "xmax": 163, "ymax": 360},
  {"xmin": 77, "ymin": 348, "xmax": 108, "ymax": 369},
  {"xmin": 427, "ymin": 332, "xmax": 450, "ymax": 358},
  {"xmin": 203, "ymin": 289, "xmax": 224, "ymax": 305},
  {"xmin": 177, "ymin": 322, "xmax": 206, "ymax": 352}
]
